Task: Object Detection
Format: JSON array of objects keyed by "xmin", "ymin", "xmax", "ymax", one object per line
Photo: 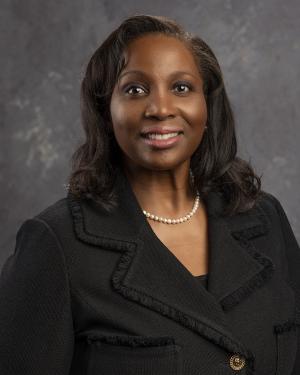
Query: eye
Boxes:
[
  {"xmin": 124, "ymin": 85, "xmax": 146, "ymax": 96},
  {"xmin": 123, "ymin": 81, "xmax": 193, "ymax": 96},
  {"xmin": 173, "ymin": 82, "xmax": 193, "ymax": 93}
]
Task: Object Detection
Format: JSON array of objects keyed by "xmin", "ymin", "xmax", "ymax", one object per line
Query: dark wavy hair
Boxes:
[{"xmin": 67, "ymin": 14, "xmax": 262, "ymax": 216}]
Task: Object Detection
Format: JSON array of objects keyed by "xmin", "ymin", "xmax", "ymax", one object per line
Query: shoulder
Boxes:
[
  {"xmin": 34, "ymin": 196, "xmax": 70, "ymax": 223},
  {"xmin": 29, "ymin": 195, "xmax": 72, "ymax": 233},
  {"xmin": 255, "ymin": 189, "xmax": 286, "ymax": 221},
  {"xmin": 256, "ymin": 190, "xmax": 299, "ymax": 246},
  {"xmin": 14, "ymin": 195, "xmax": 73, "ymax": 251},
  {"xmin": 258, "ymin": 189, "xmax": 282, "ymax": 207},
  {"xmin": 7, "ymin": 198, "xmax": 71, "ymax": 279},
  {"xmin": 256, "ymin": 189, "xmax": 297, "ymax": 231}
]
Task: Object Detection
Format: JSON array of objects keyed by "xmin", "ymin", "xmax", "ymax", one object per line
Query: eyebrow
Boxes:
[{"xmin": 119, "ymin": 70, "xmax": 199, "ymax": 81}]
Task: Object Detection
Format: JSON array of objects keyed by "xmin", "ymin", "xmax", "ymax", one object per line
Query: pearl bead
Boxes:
[{"xmin": 142, "ymin": 190, "xmax": 200, "ymax": 225}]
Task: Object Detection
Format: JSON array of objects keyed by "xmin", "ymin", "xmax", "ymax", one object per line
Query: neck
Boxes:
[{"xmin": 122, "ymin": 162, "xmax": 197, "ymax": 217}]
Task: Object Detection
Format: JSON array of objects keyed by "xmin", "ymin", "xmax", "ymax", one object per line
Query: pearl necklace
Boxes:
[{"xmin": 142, "ymin": 191, "xmax": 200, "ymax": 224}]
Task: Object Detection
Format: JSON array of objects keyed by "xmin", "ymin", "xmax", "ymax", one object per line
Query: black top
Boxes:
[
  {"xmin": 194, "ymin": 273, "xmax": 208, "ymax": 289},
  {"xmin": 1, "ymin": 169, "xmax": 299, "ymax": 374}
]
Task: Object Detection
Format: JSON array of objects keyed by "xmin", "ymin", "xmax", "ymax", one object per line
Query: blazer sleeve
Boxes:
[
  {"xmin": 267, "ymin": 194, "xmax": 300, "ymax": 375},
  {"xmin": 0, "ymin": 218, "xmax": 74, "ymax": 375}
]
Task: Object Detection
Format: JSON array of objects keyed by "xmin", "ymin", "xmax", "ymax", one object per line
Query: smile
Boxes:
[
  {"xmin": 144, "ymin": 132, "xmax": 181, "ymax": 140},
  {"xmin": 141, "ymin": 131, "xmax": 183, "ymax": 149}
]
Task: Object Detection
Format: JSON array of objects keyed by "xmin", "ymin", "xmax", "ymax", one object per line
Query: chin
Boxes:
[{"xmin": 141, "ymin": 159, "xmax": 189, "ymax": 171}]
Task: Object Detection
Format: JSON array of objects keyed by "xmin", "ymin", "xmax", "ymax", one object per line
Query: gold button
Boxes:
[{"xmin": 229, "ymin": 354, "xmax": 246, "ymax": 371}]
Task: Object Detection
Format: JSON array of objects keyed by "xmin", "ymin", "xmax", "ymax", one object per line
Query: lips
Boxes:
[
  {"xmin": 140, "ymin": 126, "xmax": 184, "ymax": 136},
  {"xmin": 140, "ymin": 130, "xmax": 183, "ymax": 150}
]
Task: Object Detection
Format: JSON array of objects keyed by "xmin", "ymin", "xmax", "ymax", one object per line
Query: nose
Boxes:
[{"xmin": 144, "ymin": 91, "xmax": 177, "ymax": 120}]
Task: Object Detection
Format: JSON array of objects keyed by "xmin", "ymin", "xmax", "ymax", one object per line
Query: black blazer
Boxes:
[{"xmin": 0, "ymin": 169, "xmax": 299, "ymax": 375}]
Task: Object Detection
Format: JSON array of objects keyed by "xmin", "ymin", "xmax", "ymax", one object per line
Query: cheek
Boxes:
[
  {"xmin": 110, "ymin": 97, "xmax": 123, "ymax": 131},
  {"xmin": 110, "ymin": 99, "xmax": 137, "ymax": 138},
  {"xmin": 187, "ymin": 97, "xmax": 208, "ymax": 131}
]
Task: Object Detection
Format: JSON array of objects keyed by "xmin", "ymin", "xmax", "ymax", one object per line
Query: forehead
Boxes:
[{"xmin": 121, "ymin": 34, "xmax": 200, "ymax": 77}]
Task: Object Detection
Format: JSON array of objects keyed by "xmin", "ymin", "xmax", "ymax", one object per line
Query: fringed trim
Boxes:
[
  {"xmin": 234, "ymin": 223, "xmax": 268, "ymax": 240},
  {"xmin": 219, "ymin": 204, "xmax": 273, "ymax": 311},
  {"xmin": 231, "ymin": 205, "xmax": 270, "ymax": 241},
  {"xmin": 86, "ymin": 333, "xmax": 175, "ymax": 347},
  {"xmin": 111, "ymin": 244, "xmax": 255, "ymax": 372},
  {"xmin": 274, "ymin": 319, "xmax": 297, "ymax": 334},
  {"xmin": 221, "ymin": 229, "xmax": 275, "ymax": 312},
  {"xmin": 67, "ymin": 191, "xmax": 134, "ymax": 251}
]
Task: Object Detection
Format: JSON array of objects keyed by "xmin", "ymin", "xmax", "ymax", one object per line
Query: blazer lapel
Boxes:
[
  {"xmin": 205, "ymin": 193, "xmax": 274, "ymax": 312},
  {"xmin": 67, "ymin": 168, "xmax": 274, "ymax": 367}
]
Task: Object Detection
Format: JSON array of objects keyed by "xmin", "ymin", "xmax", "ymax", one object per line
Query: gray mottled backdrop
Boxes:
[{"xmin": 1, "ymin": 0, "xmax": 299, "ymax": 267}]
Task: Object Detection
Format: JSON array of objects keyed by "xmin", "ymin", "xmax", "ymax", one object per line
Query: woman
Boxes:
[{"xmin": 0, "ymin": 14, "xmax": 299, "ymax": 375}]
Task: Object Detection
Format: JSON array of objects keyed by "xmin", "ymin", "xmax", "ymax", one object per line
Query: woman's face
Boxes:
[{"xmin": 110, "ymin": 33, "xmax": 207, "ymax": 172}]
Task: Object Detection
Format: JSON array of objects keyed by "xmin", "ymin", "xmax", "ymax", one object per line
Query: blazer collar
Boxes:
[{"xmin": 67, "ymin": 168, "xmax": 273, "ymax": 370}]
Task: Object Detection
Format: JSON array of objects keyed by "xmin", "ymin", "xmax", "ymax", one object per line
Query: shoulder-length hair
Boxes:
[{"xmin": 67, "ymin": 14, "xmax": 262, "ymax": 216}]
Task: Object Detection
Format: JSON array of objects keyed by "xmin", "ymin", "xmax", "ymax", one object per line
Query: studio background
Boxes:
[{"xmin": 1, "ymin": 0, "xmax": 299, "ymax": 268}]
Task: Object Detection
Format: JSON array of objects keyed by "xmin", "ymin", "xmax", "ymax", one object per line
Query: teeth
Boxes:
[{"xmin": 146, "ymin": 132, "xmax": 180, "ymax": 140}]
